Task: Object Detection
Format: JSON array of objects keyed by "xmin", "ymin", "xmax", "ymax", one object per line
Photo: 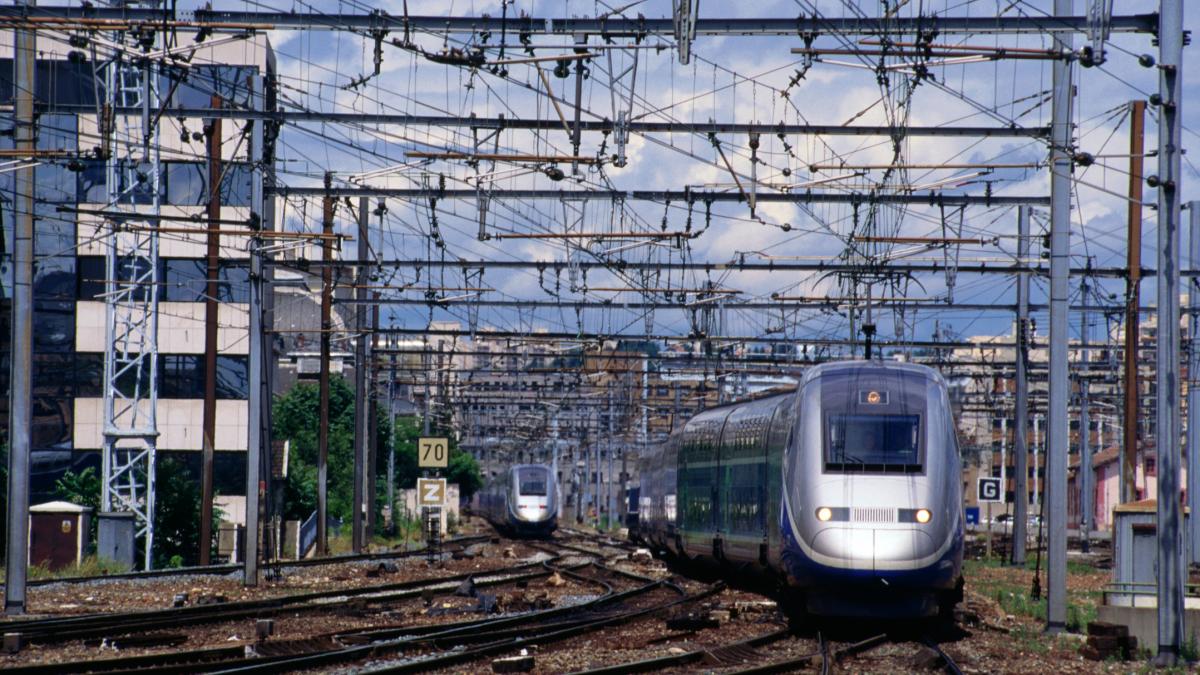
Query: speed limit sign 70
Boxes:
[{"xmin": 418, "ymin": 437, "xmax": 449, "ymax": 468}]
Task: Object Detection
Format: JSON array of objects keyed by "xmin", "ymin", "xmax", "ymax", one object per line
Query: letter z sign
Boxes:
[
  {"xmin": 418, "ymin": 437, "xmax": 449, "ymax": 468},
  {"xmin": 418, "ymin": 478, "xmax": 447, "ymax": 507}
]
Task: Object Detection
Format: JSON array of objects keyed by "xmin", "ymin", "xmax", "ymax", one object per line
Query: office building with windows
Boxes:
[{"xmin": 0, "ymin": 31, "xmax": 274, "ymax": 504}]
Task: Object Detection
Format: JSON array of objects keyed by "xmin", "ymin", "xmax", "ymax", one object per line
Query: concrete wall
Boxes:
[
  {"xmin": 1097, "ymin": 604, "xmax": 1200, "ymax": 650},
  {"xmin": 396, "ymin": 484, "xmax": 461, "ymax": 536}
]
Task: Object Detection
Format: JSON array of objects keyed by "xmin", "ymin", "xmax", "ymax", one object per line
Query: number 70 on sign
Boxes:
[{"xmin": 419, "ymin": 437, "xmax": 449, "ymax": 468}]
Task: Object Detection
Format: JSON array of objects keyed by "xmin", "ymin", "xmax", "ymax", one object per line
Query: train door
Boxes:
[{"xmin": 765, "ymin": 394, "xmax": 797, "ymax": 570}]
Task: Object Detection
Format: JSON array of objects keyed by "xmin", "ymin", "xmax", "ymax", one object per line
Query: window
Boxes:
[
  {"xmin": 32, "ymin": 300, "xmax": 74, "ymax": 353},
  {"xmin": 825, "ymin": 413, "xmax": 922, "ymax": 473},
  {"xmin": 37, "ymin": 113, "xmax": 77, "ymax": 151},
  {"xmin": 218, "ymin": 164, "xmax": 253, "ymax": 207},
  {"xmin": 164, "ymin": 65, "xmax": 255, "ymax": 109},
  {"xmin": 34, "ymin": 203, "xmax": 75, "ymax": 257},
  {"xmin": 164, "ymin": 162, "xmax": 206, "ymax": 206},
  {"xmin": 218, "ymin": 262, "xmax": 249, "ymax": 303},
  {"xmin": 78, "ymin": 160, "xmax": 107, "ymax": 203},
  {"xmin": 159, "ymin": 354, "xmax": 249, "ymax": 399},
  {"xmin": 0, "ymin": 59, "xmax": 102, "ymax": 106},
  {"xmin": 160, "ymin": 355, "xmax": 204, "ymax": 398},
  {"xmin": 114, "ymin": 159, "xmax": 160, "ymax": 205},
  {"xmin": 34, "ymin": 256, "xmax": 75, "ymax": 301},
  {"xmin": 214, "ymin": 356, "xmax": 249, "ymax": 399},
  {"xmin": 162, "ymin": 161, "xmax": 253, "ymax": 207},
  {"xmin": 35, "ymin": 162, "xmax": 76, "ymax": 203},
  {"xmin": 517, "ymin": 467, "xmax": 548, "ymax": 496},
  {"xmin": 162, "ymin": 258, "xmax": 206, "ymax": 301},
  {"xmin": 76, "ymin": 256, "xmax": 105, "ymax": 300}
]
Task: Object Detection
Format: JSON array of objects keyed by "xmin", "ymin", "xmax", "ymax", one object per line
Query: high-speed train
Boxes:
[
  {"xmin": 637, "ymin": 361, "xmax": 964, "ymax": 618},
  {"xmin": 477, "ymin": 463, "xmax": 559, "ymax": 537}
]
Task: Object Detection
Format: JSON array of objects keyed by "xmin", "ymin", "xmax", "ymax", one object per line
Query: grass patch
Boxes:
[
  {"xmin": 9, "ymin": 555, "xmax": 132, "ymax": 582},
  {"xmin": 1010, "ymin": 623, "xmax": 1052, "ymax": 654},
  {"xmin": 965, "ymin": 556, "xmax": 1097, "ymax": 575},
  {"xmin": 964, "ymin": 559, "xmax": 1099, "ymax": 633}
]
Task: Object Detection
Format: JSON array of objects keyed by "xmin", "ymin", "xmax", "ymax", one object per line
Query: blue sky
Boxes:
[{"xmin": 196, "ymin": 0, "xmax": 1200, "ymax": 352}]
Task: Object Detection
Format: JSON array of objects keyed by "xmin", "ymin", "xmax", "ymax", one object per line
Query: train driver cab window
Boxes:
[
  {"xmin": 826, "ymin": 413, "xmax": 922, "ymax": 473},
  {"xmin": 517, "ymin": 468, "xmax": 548, "ymax": 496}
]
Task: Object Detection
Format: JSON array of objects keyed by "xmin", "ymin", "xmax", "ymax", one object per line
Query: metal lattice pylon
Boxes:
[{"xmin": 100, "ymin": 28, "xmax": 162, "ymax": 570}]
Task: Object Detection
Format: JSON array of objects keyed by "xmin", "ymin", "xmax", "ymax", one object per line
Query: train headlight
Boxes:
[
  {"xmin": 915, "ymin": 508, "xmax": 932, "ymax": 524},
  {"xmin": 816, "ymin": 507, "xmax": 833, "ymax": 522}
]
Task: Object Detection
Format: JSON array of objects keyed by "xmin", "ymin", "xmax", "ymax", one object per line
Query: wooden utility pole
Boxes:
[
  {"xmin": 1122, "ymin": 99, "xmax": 1145, "ymax": 504},
  {"xmin": 200, "ymin": 95, "xmax": 222, "ymax": 565},
  {"xmin": 317, "ymin": 186, "xmax": 334, "ymax": 554}
]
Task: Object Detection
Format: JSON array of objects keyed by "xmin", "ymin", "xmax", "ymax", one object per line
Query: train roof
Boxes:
[
  {"xmin": 508, "ymin": 463, "xmax": 553, "ymax": 472},
  {"xmin": 804, "ymin": 359, "xmax": 944, "ymax": 382}
]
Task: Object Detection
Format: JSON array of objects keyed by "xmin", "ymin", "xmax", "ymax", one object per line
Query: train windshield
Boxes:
[
  {"xmin": 825, "ymin": 413, "xmax": 921, "ymax": 472},
  {"xmin": 814, "ymin": 365, "xmax": 929, "ymax": 474},
  {"xmin": 517, "ymin": 468, "xmax": 548, "ymax": 496}
]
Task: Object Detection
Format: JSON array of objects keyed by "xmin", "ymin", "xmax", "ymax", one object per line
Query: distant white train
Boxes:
[{"xmin": 477, "ymin": 463, "xmax": 559, "ymax": 537}]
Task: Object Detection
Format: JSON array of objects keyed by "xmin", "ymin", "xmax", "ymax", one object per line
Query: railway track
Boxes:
[
  {"xmin": 0, "ymin": 549, "xmax": 550, "ymax": 646},
  {"xmin": 6, "ymin": 535, "xmax": 491, "ymax": 589},
  {"xmin": 2, "ymin": 530, "xmax": 968, "ymax": 675},
  {"xmin": 1, "ymin": 534, "xmax": 703, "ymax": 675}
]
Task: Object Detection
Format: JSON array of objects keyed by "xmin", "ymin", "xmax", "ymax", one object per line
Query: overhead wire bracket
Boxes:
[{"xmin": 672, "ymin": 0, "xmax": 698, "ymax": 65}]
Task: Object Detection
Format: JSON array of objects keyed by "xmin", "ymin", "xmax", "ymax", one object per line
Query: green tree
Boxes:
[
  {"xmin": 153, "ymin": 457, "xmax": 220, "ymax": 568},
  {"xmin": 273, "ymin": 377, "xmax": 393, "ymax": 523},
  {"xmin": 54, "ymin": 466, "xmax": 101, "ymax": 545},
  {"xmin": 390, "ymin": 416, "xmax": 482, "ymax": 499},
  {"xmin": 53, "ymin": 460, "xmax": 217, "ymax": 568}
]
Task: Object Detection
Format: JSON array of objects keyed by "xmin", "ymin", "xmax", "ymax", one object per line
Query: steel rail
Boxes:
[
  {"xmin": 921, "ymin": 637, "xmax": 965, "ymax": 675},
  {"xmin": 362, "ymin": 582, "xmax": 716, "ymax": 675},
  {"xmin": 201, "ymin": 554, "xmax": 696, "ymax": 674},
  {"xmin": 570, "ymin": 626, "xmax": 793, "ymax": 674},
  {"xmin": 5, "ymin": 534, "xmax": 489, "ymax": 588},
  {"xmin": 1, "ymin": 555, "xmax": 609, "ymax": 674},
  {"xmin": 2, "ymin": 556, "xmax": 552, "ymax": 645}
]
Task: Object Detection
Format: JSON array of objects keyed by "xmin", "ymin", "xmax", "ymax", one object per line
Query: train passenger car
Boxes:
[
  {"xmin": 637, "ymin": 361, "xmax": 964, "ymax": 618},
  {"xmin": 478, "ymin": 463, "xmax": 559, "ymax": 537}
]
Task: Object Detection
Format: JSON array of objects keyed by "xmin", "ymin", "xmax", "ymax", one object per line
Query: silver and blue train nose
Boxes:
[{"xmin": 807, "ymin": 506, "xmax": 944, "ymax": 571}]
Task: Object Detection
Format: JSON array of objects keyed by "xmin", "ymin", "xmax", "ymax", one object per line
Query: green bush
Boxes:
[{"xmin": 55, "ymin": 466, "xmax": 101, "ymax": 546}]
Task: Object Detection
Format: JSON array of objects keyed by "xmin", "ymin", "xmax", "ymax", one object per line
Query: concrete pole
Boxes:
[
  {"xmin": 1012, "ymin": 206, "xmax": 1031, "ymax": 566},
  {"xmin": 1043, "ymin": 0, "xmax": 1074, "ymax": 633},
  {"xmin": 1034, "ymin": 415, "xmax": 1041, "ymax": 509},
  {"xmin": 352, "ymin": 198, "xmax": 369, "ymax": 553},
  {"xmin": 387, "ymin": 371, "xmax": 396, "ymax": 535},
  {"xmin": 317, "ymin": 190, "xmax": 333, "ymax": 555},
  {"xmin": 243, "ymin": 75, "xmax": 266, "ymax": 587},
  {"xmin": 1188, "ymin": 202, "xmax": 1200, "ymax": 566},
  {"xmin": 1080, "ymin": 280, "xmax": 1092, "ymax": 554},
  {"xmin": 1154, "ymin": 0, "xmax": 1185, "ymax": 662},
  {"xmin": 1001, "ymin": 417, "xmax": 1008, "ymax": 500},
  {"xmin": 4, "ymin": 0, "xmax": 35, "ymax": 614},
  {"xmin": 367, "ymin": 302, "xmax": 378, "ymax": 536},
  {"xmin": 608, "ymin": 397, "xmax": 616, "ymax": 529}
]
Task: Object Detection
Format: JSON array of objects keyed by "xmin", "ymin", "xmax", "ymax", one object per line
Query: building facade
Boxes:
[{"xmin": 0, "ymin": 33, "xmax": 274, "ymax": 505}]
